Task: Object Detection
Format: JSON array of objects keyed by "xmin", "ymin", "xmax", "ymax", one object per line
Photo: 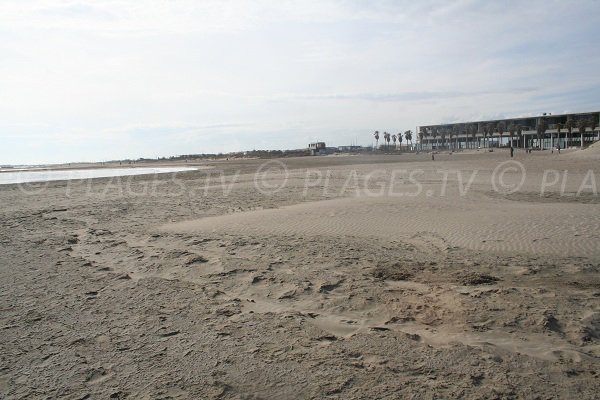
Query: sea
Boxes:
[{"xmin": 0, "ymin": 167, "xmax": 199, "ymax": 185}]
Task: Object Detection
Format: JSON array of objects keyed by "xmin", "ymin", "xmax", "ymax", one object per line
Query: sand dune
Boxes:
[
  {"xmin": 162, "ymin": 193, "xmax": 600, "ymax": 259},
  {"xmin": 568, "ymin": 140, "xmax": 600, "ymax": 159}
]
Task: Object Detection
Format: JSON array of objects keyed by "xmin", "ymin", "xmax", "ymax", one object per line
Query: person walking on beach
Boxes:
[
  {"xmin": 510, "ymin": 146, "xmax": 514, "ymax": 158},
  {"xmin": 431, "ymin": 152, "xmax": 435, "ymax": 161}
]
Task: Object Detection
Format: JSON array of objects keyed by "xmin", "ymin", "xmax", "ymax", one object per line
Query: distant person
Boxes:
[
  {"xmin": 431, "ymin": 152, "xmax": 435, "ymax": 161},
  {"xmin": 510, "ymin": 147, "xmax": 514, "ymax": 158},
  {"xmin": 557, "ymin": 143, "xmax": 561, "ymax": 154}
]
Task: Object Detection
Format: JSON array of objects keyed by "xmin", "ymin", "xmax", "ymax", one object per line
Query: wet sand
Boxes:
[{"xmin": 1, "ymin": 146, "xmax": 600, "ymax": 398}]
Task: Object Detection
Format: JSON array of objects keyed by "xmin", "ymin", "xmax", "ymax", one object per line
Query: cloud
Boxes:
[
  {"xmin": 280, "ymin": 87, "xmax": 540, "ymax": 103},
  {"xmin": 0, "ymin": 0, "xmax": 599, "ymax": 164},
  {"xmin": 37, "ymin": 3, "xmax": 115, "ymax": 20}
]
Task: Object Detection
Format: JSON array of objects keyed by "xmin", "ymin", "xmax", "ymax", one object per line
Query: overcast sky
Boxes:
[{"xmin": 1, "ymin": 0, "xmax": 599, "ymax": 164}]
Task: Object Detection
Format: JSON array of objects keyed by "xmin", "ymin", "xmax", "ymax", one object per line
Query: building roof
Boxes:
[{"xmin": 419, "ymin": 110, "xmax": 599, "ymax": 130}]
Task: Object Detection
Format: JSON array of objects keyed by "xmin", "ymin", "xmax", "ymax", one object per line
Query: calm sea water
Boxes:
[{"xmin": 0, "ymin": 167, "xmax": 199, "ymax": 185}]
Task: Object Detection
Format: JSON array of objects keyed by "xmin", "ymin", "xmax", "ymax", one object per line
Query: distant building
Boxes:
[
  {"xmin": 337, "ymin": 145, "xmax": 363, "ymax": 152},
  {"xmin": 308, "ymin": 142, "xmax": 326, "ymax": 150},
  {"xmin": 308, "ymin": 142, "xmax": 327, "ymax": 155},
  {"xmin": 418, "ymin": 111, "xmax": 599, "ymax": 150}
]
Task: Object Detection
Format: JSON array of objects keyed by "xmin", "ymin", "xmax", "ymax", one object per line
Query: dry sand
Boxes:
[{"xmin": 1, "ymin": 148, "xmax": 599, "ymax": 399}]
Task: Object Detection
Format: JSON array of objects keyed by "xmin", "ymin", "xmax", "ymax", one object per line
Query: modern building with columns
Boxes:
[{"xmin": 418, "ymin": 111, "xmax": 599, "ymax": 151}]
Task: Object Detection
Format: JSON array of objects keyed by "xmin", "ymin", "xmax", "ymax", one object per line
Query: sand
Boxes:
[{"xmin": 1, "ymin": 149, "xmax": 599, "ymax": 398}]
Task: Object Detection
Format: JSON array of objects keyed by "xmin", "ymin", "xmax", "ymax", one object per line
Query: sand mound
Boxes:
[
  {"xmin": 161, "ymin": 194, "xmax": 600, "ymax": 258},
  {"xmin": 567, "ymin": 139, "xmax": 600, "ymax": 159}
]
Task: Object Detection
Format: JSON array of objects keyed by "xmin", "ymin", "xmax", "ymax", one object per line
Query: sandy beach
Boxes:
[{"xmin": 1, "ymin": 147, "xmax": 600, "ymax": 399}]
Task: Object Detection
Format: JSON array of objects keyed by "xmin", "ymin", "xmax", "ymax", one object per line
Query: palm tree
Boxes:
[
  {"xmin": 487, "ymin": 123, "xmax": 495, "ymax": 147},
  {"xmin": 440, "ymin": 128, "xmax": 447, "ymax": 150},
  {"xmin": 590, "ymin": 115, "xmax": 598, "ymax": 141},
  {"xmin": 373, "ymin": 131, "xmax": 379, "ymax": 150},
  {"xmin": 497, "ymin": 121, "xmax": 506, "ymax": 148},
  {"xmin": 516, "ymin": 124, "xmax": 523, "ymax": 148},
  {"xmin": 565, "ymin": 116, "xmax": 574, "ymax": 147},
  {"xmin": 556, "ymin": 122, "xmax": 563, "ymax": 149},
  {"xmin": 481, "ymin": 124, "xmax": 488, "ymax": 148},
  {"xmin": 477, "ymin": 122, "xmax": 487, "ymax": 147},
  {"xmin": 398, "ymin": 133, "xmax": 403, "ymax": 151},
  {"xmin": 481, "ymin": 124, "xmax": 490, "ymax": 147},
  {"xmin": 452, "ymin": 125, "xmax": 460, "ymax": 150},
  {"xmin": 384, "ymin": 132, "xmax": 391, "ymax": 149},
  {"xmin": 577, "ymin": 119, "xmax": 587, "ymax": 149},
  {"xmin": 536, "ymin": 117, "xmax": 547, "ymax": 149},
  {"xmin": 392, "ymin": 134, "xmax": 397, "ymax": 149},
  {"xmin": 469, "ymin": 124, "xmax": 477, "ymax": 149},
  {"xmin": 479, "ymin": 124, "xmax": 487, "ymax": 147},
  {"xmin": 404, "ymin": 130, "xmax": 413, "ymax": 150},
  {"xmin": 432, "ymin": 128, "xmax": 438, "ymax": 150},
  {"xmin": 418, "ymin": 128, "xmax": 425, "ymax": 151},
  {"xmin": 507, "ymin": 122, "xmax": 515, "ymax": 148}
]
